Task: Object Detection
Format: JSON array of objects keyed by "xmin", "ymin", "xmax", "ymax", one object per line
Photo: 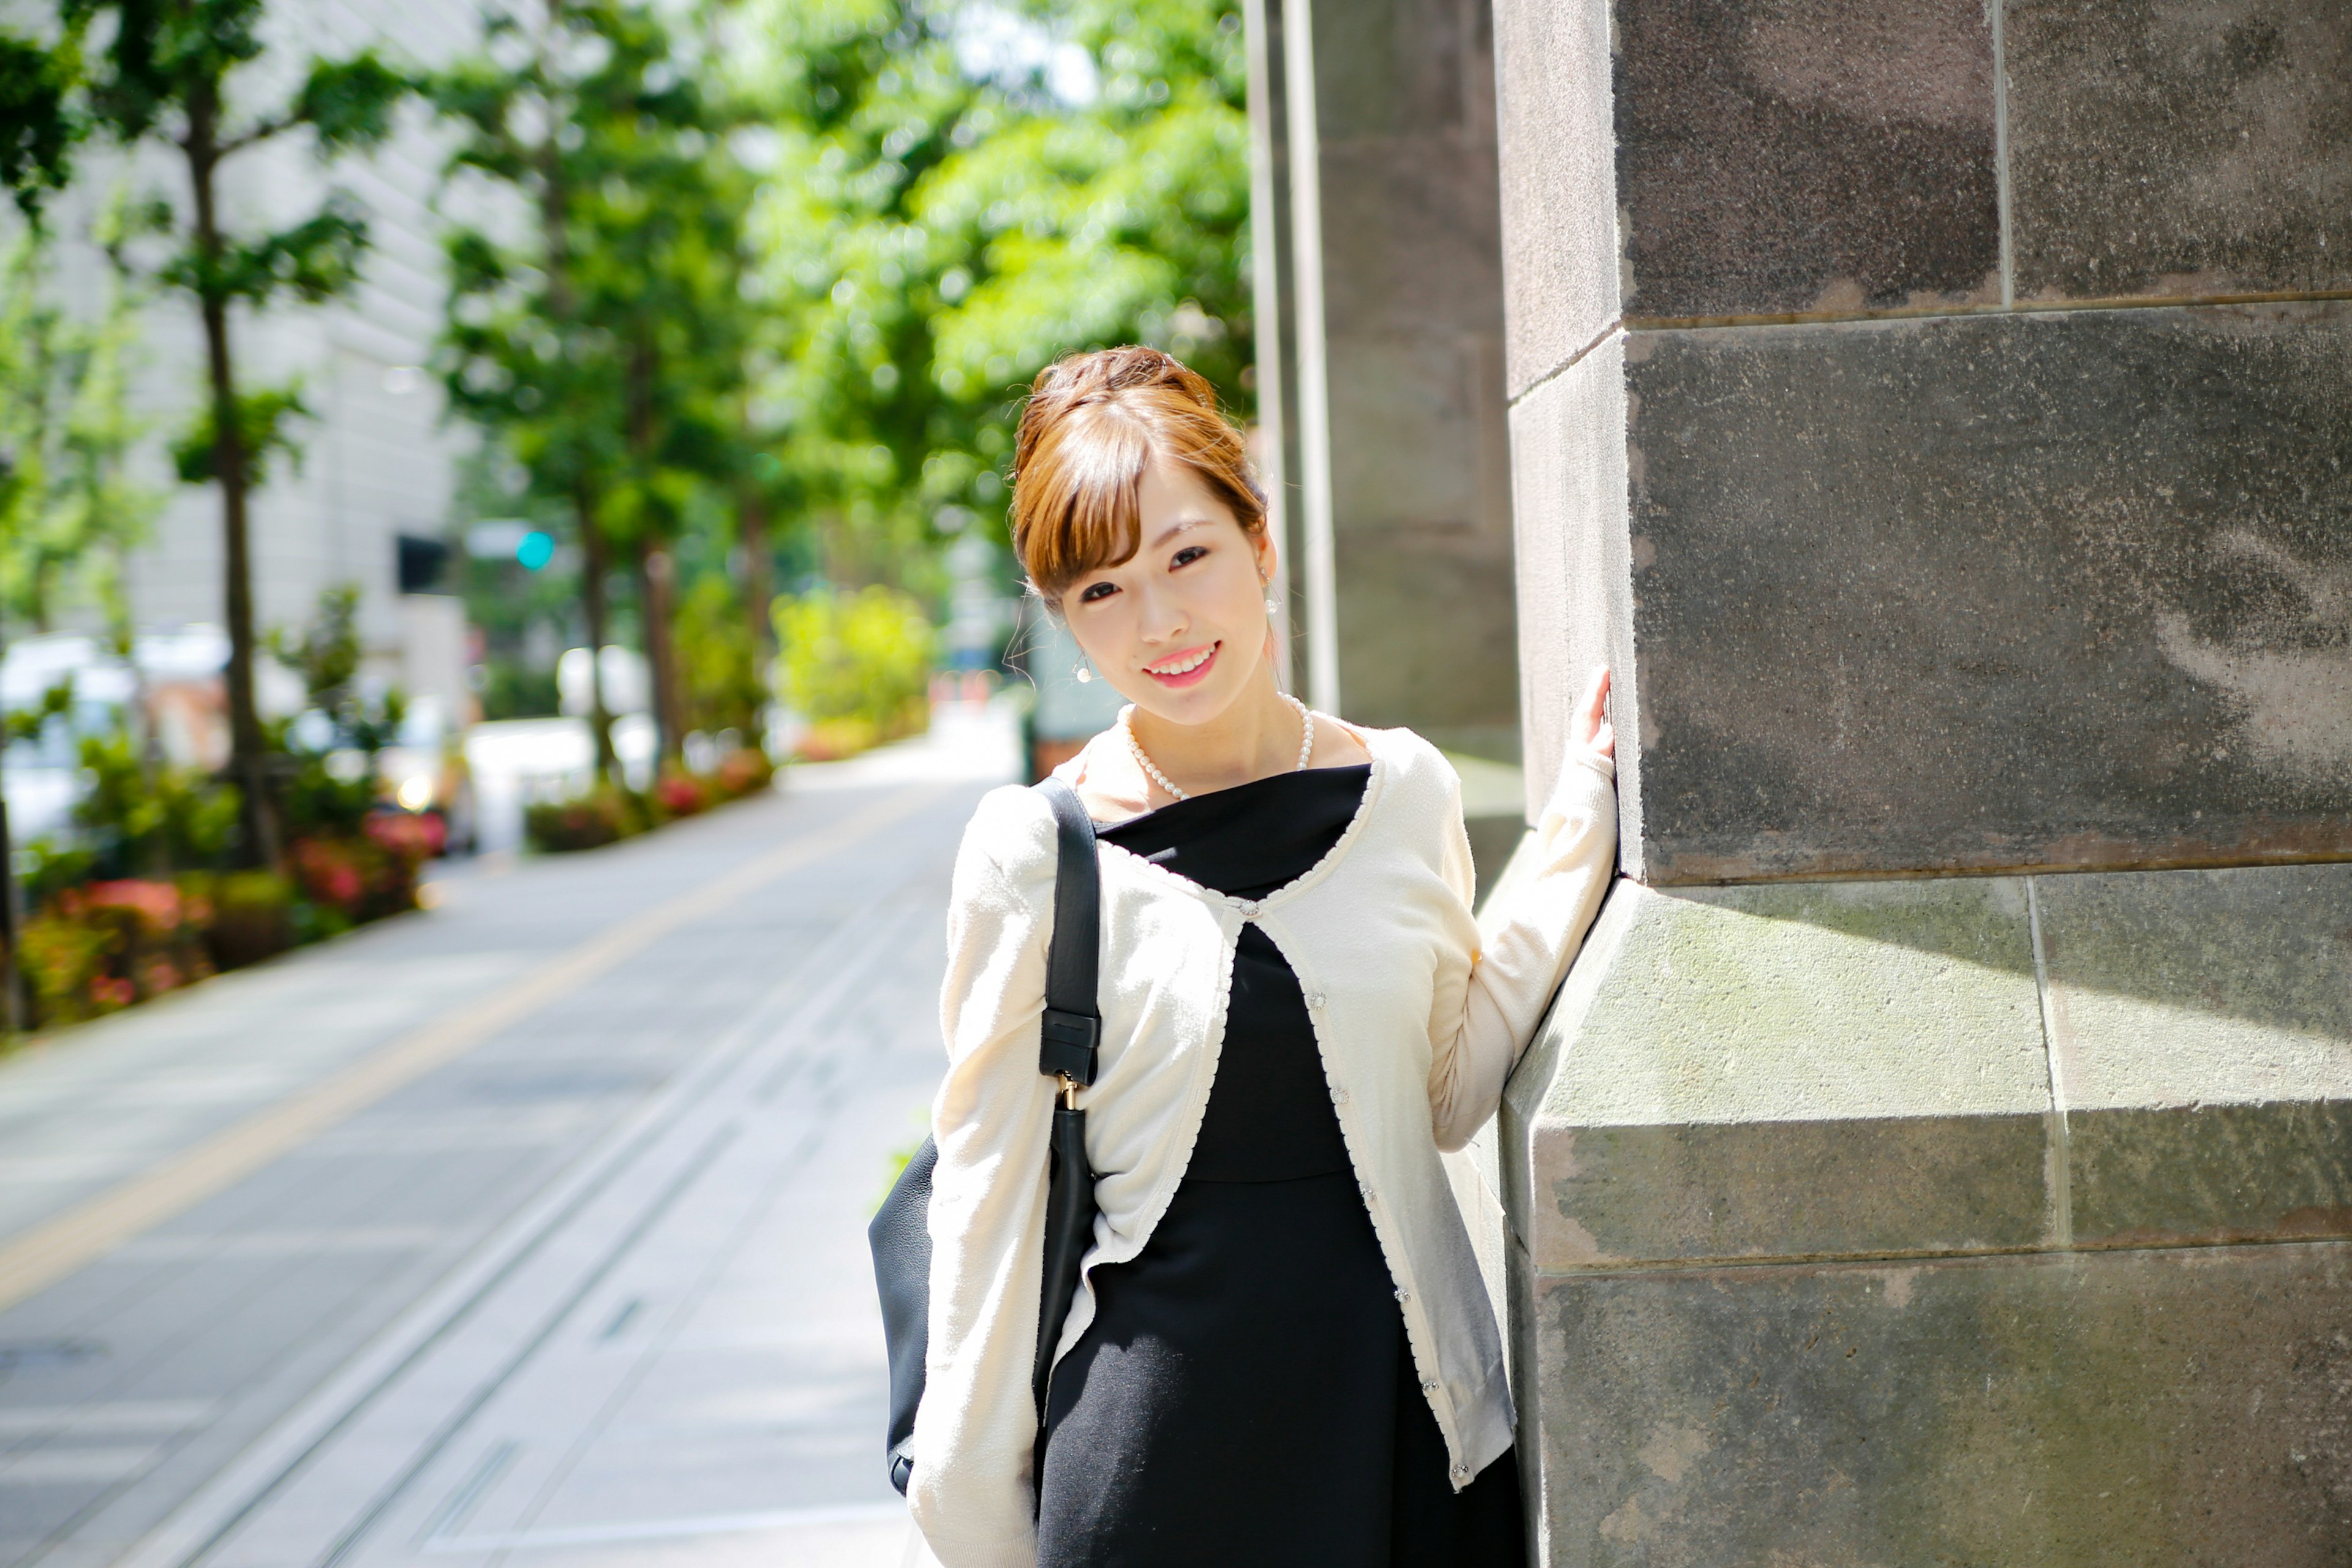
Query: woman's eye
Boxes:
[
  {"xmin": 1169, "ymin": 546, "xmax": 1208, "ymax": 568},
  {"xmin": 1077, "ymin": 581, "xmax": 1117, "ymax": 603}
]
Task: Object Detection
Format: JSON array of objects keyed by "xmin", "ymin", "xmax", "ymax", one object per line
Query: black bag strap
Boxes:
[{"xmin": 1034, "ymin": 778, "xmax": 1100, "ymax": 1087}]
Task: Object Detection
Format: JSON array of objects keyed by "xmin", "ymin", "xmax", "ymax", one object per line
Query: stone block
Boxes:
[
  {"xmin": 1610, "ymin": 0, "xmax": 1999, "ymax": 322},
  {"xmin": 2007, "ymin": 0, "xmax": 2352, "ymax": 302},
  {"xmin": 1504, "ymin": 878, "xmax": 2052, "ymax": 1272},
  {"xmin": 1492, "ymin": 0, "xmax": 1618, "ymax": 394},
  {"xmin": 1319, "ymin": 141, "xmax": 1506, "ymax": 338},
  {"xmin": 1521, "ymin": 1243, "xmax": 2352, "ymax": 1567},
  {"xmin": 1311, "ymin": 0, "xmax": 1490, "ymax": 143},
  {"xmin": 1615, "ymin": 301, "xmax": 2352, "ymax": 882},
  {"xmin": 2034, "ymin": 861, "xmax": 2352, "ymax": 1248},
  {"xmin": 1327, "ymin": 333, "xmax": 1498, "ymax": 535},
  {"xmin": 1507, "ymin": 334, "xmax": 1639, "ymax": 841},
  {"xmin": 1333, "ymin": 522, "xmax": 1518, "ymax": 745}
]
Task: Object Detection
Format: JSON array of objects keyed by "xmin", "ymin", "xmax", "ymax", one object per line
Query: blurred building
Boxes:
[{"xmin": 31, "ymin": 0, "xmax": 486, "ymax": 734}]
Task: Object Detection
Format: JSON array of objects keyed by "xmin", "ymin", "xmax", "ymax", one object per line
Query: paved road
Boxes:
[{"xmin": 0, "ymin": 706, "xmax": 1018, "ymax": 1568}]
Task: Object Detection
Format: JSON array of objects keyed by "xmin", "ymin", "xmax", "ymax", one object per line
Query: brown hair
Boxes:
[{"xmin": 1008, "ymin": 346, "xmax": 1267, "ymax": 605}]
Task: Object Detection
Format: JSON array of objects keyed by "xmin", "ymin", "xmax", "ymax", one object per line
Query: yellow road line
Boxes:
[{"xmin": 0, "ymin": 785, "xmax": 944, "ymax": 1314}]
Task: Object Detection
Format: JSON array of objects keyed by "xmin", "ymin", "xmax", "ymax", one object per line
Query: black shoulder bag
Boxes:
[{"xmin": 868, "ymin": 777, "xmax": 1101, "ymax": 1496}]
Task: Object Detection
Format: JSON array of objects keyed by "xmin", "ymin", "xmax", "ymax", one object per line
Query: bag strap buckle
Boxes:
[{"xmin": 1039, "ymin": 1007, "xmax": 1099, "ymax": 1088}]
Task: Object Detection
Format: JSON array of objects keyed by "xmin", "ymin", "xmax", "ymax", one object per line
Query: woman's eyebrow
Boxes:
[{"xmin": 1146, "ymin": 517, "xmax": 1212, "ymax": 549}]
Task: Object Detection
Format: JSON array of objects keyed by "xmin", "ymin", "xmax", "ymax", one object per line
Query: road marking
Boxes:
[{"xmin": 0, "ymin": 786, "xmax": 943, "ymax": 1315}]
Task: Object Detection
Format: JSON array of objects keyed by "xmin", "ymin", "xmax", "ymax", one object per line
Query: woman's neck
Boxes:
[{"xmin": 1126, "ymin": 670, "xmax": 1302, "ymax": 797}]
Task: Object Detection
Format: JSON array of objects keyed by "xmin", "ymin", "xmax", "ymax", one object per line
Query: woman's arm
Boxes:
[
  {"xmin": 908, "ymin": 788, "xmax": 1059, "ymax": 1568},
  {"xmin": 1429, "ymin": 670, "xmax": 1619, "ymax": 1150}
]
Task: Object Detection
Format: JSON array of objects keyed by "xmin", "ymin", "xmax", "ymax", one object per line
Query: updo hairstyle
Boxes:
[{"xmin": 1008, "ymin": 346, "xmax": 1268, "ymax": 608}]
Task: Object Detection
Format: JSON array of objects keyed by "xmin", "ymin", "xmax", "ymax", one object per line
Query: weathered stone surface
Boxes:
[
  {"xmin": 1611, "ymin": 0, "xmax": 2000, "ymax": 322},
  {"xmin": 1491, "ymin": 0, "xmax": 1618, "ymax": 396},
  {"xmin": 1327, "ymin": 333, "xmax": 1504, "ymax": 537},
  {"xmin": 1507, "ymin": 333, "xmax": 1640, "ymax": 840},
  {"xmin": 2008, "ymin": 0, "xmax": 2352, "ymax": 301},
  {"xmin": 2035, "ymin": 861, "xmax": 2352, "ymax": 1248},
  {"xmin": 1332, "ymin": 522, "xmax": 1519, "ymax": 755},
  {"xmin": 1503, "ymin": 878, "xmax": 2052, "ymax": 1271},
  {"xmin": 1521, "ymin": 1243, "xmax": 2352, "ymax": 1567},
  {"xmin": 1618, "ymin": 301, "xmax": 2352, "ymax": 882},
  {"xmin": 1319, "ymin": 141, "xmax": 1506, "ymax": 339},
  {"xmin": 1304, "ymin": 0, "xmax": 1520, "ymax": 759},
  {"xmin": 1311, "ymin": 0, "xmax": 1492, "ymax": 144}
]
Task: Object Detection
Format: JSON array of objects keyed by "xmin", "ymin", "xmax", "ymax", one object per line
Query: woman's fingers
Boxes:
[{"xmin": 1574, "ymin": 666, "xmax": 1615, "ymax": 760}]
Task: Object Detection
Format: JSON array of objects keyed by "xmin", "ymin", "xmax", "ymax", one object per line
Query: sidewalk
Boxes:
[{"xmin": 0, "ymin": 703, "xmax": 1019, "ymax": 1568}]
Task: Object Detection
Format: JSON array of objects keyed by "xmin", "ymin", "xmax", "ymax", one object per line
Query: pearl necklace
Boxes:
[{"xmin": 1123, "ymin": 693, "xmax": 1314, "ymax": 804}]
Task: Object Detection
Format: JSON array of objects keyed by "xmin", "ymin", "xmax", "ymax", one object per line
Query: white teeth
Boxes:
[{"xmin": 1147, "ymin": 646, "xmax": 1213, "ymax": 677}]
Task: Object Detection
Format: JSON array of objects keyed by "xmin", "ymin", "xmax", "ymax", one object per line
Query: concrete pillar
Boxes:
[
  {"xmin": 1248, "ymin": 0, "xmax": 1523, "ymax": 777},
  {"xmin": 1491, "ymin": 1, "xmax": 2352, "ymax": 1561}
]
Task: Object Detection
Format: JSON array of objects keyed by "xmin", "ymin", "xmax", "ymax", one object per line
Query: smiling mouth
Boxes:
[{"xmin": 1144, "ymin": 642, "xmax": 1220, "ymax": 687}]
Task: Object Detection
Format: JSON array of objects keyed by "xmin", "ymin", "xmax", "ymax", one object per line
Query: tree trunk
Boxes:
[
  {"xmin": 739, "ymin": 484, "xmax": 775, "ymax": 661},
  {"xmin": 575, "ymin": 493, "xmax": 619, "ymax": 783},
  {"xmin": 638, "ymin": 541, "xmax": 684, "ymax": 765},
  {"xmin": 622, "ymin": 334, "xmax": 682, "ymax": 765},
  {"xmin": 186, "ymin": 91, "xmax": 279, "ymax": 869},
  {"xmin": 0, "ymin": 620, "xmax": 23, "ymax": 1035},
  {"xmin": 738, "ymin": 484, "xmax": 775, "ymax": 737}
]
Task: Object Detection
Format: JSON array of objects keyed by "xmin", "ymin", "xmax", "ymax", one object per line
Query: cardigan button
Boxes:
[
  {"xmin": 1306, "ymin": 992, "xmax": 1326, "ymax": 1009},
  {"xmin": 1235, "ymin": 899, "xmax": 1261, "ymax": 916},
  {"xmin": 1422, "ymin": 1381, "xmax": 1439, "ymax": 1395},
  {"xmin": 1393, "ymin": 1288, "xmax": 1411, "ymax": 1303},
  {"xmin": 1331, "ymin": 1086, "xmax": 1349, "ymax": 1105},
  {"xmin": 1452, "ymin": 1464, "xmax": 1470, "ymax": 1483}
]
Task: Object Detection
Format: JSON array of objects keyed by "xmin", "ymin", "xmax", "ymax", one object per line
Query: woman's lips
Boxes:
[{"xmin": 1143, "ymin": 641, "xmax": 1220, "ymax": 689}]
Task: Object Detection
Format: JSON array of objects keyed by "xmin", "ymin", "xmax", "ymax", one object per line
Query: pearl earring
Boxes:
[
  {"xmin": 1265, "ymin": 595, "xmax": 1280, "ymax": 614},
  {"xmin": 1074, "ymin": 657, "xmax": 1093, "ymax": 684}
]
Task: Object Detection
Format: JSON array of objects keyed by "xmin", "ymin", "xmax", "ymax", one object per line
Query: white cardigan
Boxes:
[{"xmin": 910, "ymin": 722, "xmax": 1616, "ymax": 1568}]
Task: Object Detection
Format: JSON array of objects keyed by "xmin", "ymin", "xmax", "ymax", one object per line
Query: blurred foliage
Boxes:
[
  {"xmin": 732, "ymin": 0, "xmax": 1250, "ymax": 585},
  {"xmin": 270, "ymin": 585, "xmax": 409, "ymax": 841},
  {"xmin": 676, "ymin": 572, "xmax": 765, "ymax": 736},
  {"xmin": 433, "ymin": 0, "xmax": 1250, "ymax": 741},
  {"xmin": 72, "ymin": 725, "xmax": 239, "ymax": 876},
  {"xmin": 429, "ymin": 0, "xmax": 757, "ymax": 765},
  {"xmin": 774, "ymin": 585, "xmax": 933, "ymax": 753},
  {"xmin": 0, "ymin": 205, "xmax": 160, "ymax": 634}
]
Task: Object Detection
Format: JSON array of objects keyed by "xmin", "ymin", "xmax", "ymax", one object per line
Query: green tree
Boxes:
[
  {"xmin": 63, "ymin": 0, "xmax": 409, "ymax": 865},
  {"xmin": 733, "ymin": 0, "xmax": 1250, "ymax": 587},
  {"xmin": 432, "ymin": 0, "xmax": 755, "ymax": 772}
]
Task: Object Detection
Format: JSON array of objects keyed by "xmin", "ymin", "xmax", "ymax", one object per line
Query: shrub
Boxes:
[
  {"xmin": 202, "ymin": 871, "xmax": 296, "ymax": 970},
  {"xmin": 713, "ymin": 746, "xmax": 774, "ymax": 799},
  {"xmin": 773, "ymin": 586, "xmax": 933, "ymax": 754},
  {"xmin": 524, "ymin": 785, "xmax": 641, "ymax": 853},
  {"xmin": 72, "ymin": 726, "xmax": 239, "ymax": 878},
  {"xmin": 22, "ymin": 878, "xmax": 216, "ymax": 1026},
  {"xmin": 653, "ymin": 769, "xmax": 709, "ymax": 819}
]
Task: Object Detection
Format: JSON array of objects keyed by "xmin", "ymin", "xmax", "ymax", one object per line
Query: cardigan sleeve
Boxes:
[
  {"xmin": 908, "ymin": 786, "xmax": 1059, "ymax": 1568},
  {"xmin": 1427, "ymin": 750, "xmax": 1618, "ymax": 1151}
]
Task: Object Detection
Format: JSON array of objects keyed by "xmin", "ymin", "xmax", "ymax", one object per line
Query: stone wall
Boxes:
[{"xmin": 1491, "ymin": 0, "xmax": 2352, "ymax": 1561}]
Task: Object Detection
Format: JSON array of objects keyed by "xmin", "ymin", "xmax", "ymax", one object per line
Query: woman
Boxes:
[{"xmin": 911, "ymin": 346, "xmax": 1616, "ymax": 1568}]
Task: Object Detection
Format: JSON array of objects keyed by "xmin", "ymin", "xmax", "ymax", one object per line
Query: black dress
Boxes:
[{"xmin": 1035, "ymin": 766, "xmax": 1525, "ymax": 1567}]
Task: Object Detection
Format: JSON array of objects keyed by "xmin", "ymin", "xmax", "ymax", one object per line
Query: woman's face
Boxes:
[{"xmin": 1061, "ymin": 457, "xmax": 1275, "ymax": 729}]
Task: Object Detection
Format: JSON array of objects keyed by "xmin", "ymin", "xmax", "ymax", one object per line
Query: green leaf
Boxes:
[
  {"xmin": 0, "ymin": 30, "xmax": 83, "ymax": 219},
  {"xmin": 170, "ymin": 383, "xmax": 309, "ymax": 486},
  {"xmin": 296, "ymin": 50, "xmax": 410, "ymax": 154}
]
